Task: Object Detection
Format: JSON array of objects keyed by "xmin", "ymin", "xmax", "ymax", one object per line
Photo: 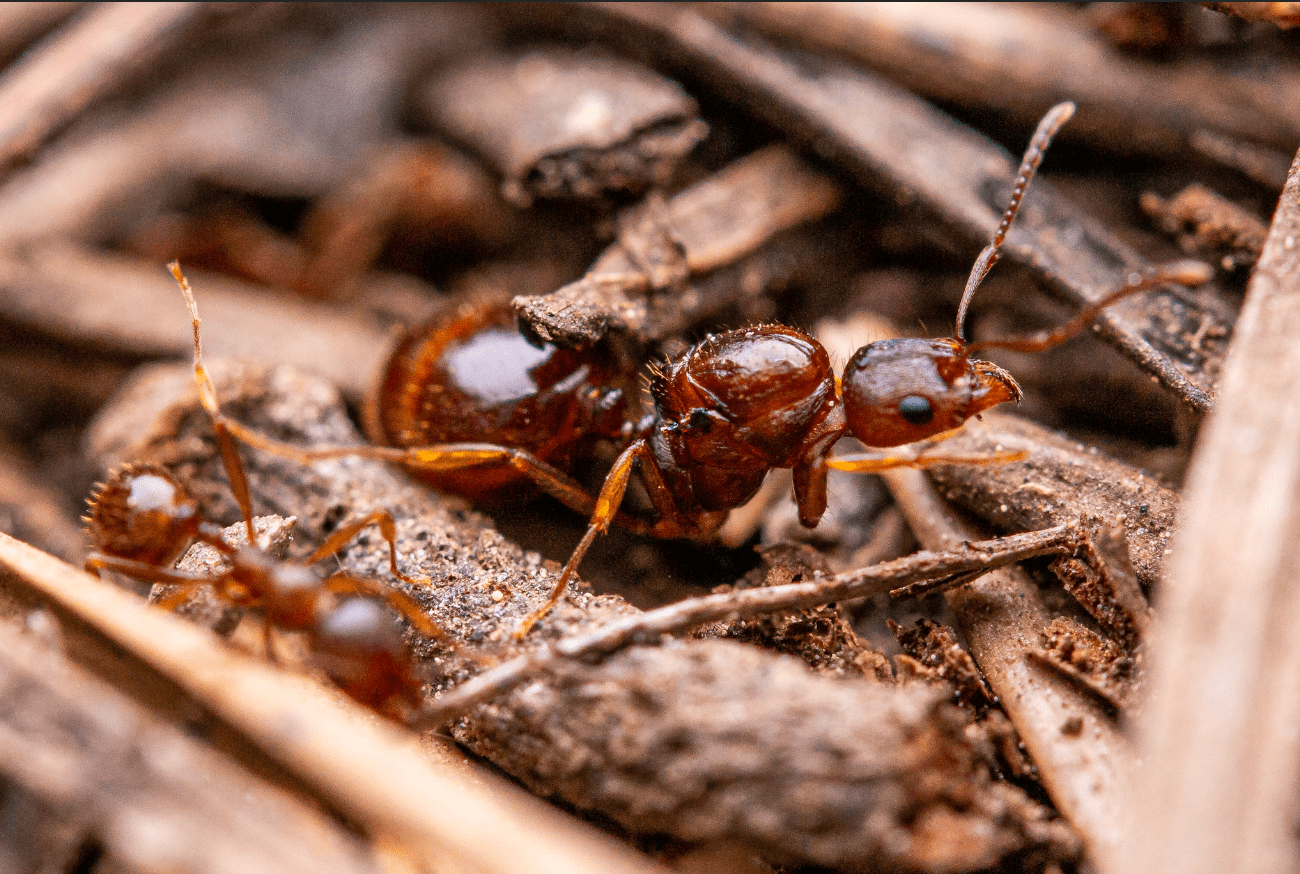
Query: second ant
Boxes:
[
  {"xmin": 181, "ymin": 101, "xmax": 1209, "ymax": 635},
  {"xmin": 84, "ymin": 277, "xmax": 449, "ymax": 718}
]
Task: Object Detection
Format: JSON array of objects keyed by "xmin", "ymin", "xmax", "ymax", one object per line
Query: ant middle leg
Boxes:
[
  {"xmin": 84, "ymin": 552, "xmax": 213, "ymax": 590},
  {"xmin": 513, "ymin": 439, "xmax": 714, "ymax": 639}
]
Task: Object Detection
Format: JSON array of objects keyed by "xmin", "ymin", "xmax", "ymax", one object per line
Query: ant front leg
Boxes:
[
  {"xmin": 828, "ymin": 436, "xmax": 1027, "ymax": 475},
  {"xmin": 303, "ymin": 509, "xmax": 429, "ymax": 588}
]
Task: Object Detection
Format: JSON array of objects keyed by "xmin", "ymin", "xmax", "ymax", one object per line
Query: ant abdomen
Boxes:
[
  {"xmin": 84, "ymin": 464, "xmax": 203, "ymax": 568},
  {"xmin": 840, "ymin": 339, "xmax": 1021, "ymax": 448},
  {"xmin": 368, "ymin": 300, "xmax": 630, "ymax": 503},
  {"xmin": 309, "ymin": 597, "xmax": 422, "ymax": 713}
]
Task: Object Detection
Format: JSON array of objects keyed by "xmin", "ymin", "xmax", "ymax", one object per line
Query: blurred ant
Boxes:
[
  {"xmin": 188, "ymin": 101, "xmax": 1209, "ymax": 635},
  {"xmin": 83, "ymin": 277, "xmax": 447, "ymax": 718}
]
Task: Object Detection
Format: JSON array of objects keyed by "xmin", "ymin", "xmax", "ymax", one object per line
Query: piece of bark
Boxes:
[
  {"xmin": 0, "ymin": 531, "xmax": 666, "ymax": 874},
  {"xmin": 0, "ymin": 613, "xmax": 384, "ymax": 874},
  {"xmin": 0, "ymin": 5, "xmax": 490, "ymax": 246},
  {"xmin": 921, "ymin": 411, "xmax": 1180, "ymax": 592},
  {"xmin": 0, "ymin": 2, "xmax": 210, "ymax": 174},
  {"xmin": 514, "ymin": 144, "xmax": 840, "ymax": 346},
  {"xmin": 1118, "ymin": 152, "xmax": 1300, "ymax": 874},
  {"xmin": 1049, "ymin": 524, "xmax": 1151, "ymax": 653},
  {"xmin": 1141, "ymin": 183, "xmax": 1269, "ymax": 271},
  {"xmin": 533, "ymin": 3, "xmax": 1236, "ymax": 411},
  {"xmin": 709, "ymin": 3, "xmax": 1300, "ymax": 173},
  {"xmin": 1029, "ymin": 617, "xmax": 1138, "ymax": 714},
  {"xmin": 883, "ymin": 468, "xmax": 1136, "ymax": 871},
  {"xmin": 88, "ymin": 359, "xmax": 1077, "ymax": 872},
  {"xmin": 418, "ymin": 47, "xmax": 708, "ymax": 205},
  {"xmin": 0, "ymin": 244, "xmax": 393, "ymax": 399},
  {"xmin": 891, "ymin": 618, "xmax": 994, "ymax": 711}
]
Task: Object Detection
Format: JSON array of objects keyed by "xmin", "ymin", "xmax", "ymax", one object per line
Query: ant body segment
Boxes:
[
  {"xmin": 187, "ymin": 102, "xmax": 1210, "ymax": 635},
  {"xmin": 83, "ymin": 280, "xmax": 447, "ymax": 718}
]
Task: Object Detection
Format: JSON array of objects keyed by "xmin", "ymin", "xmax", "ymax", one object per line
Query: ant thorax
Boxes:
[{"xmin": 648, "ymin": 326, "xmax": 838, "ymax": 513}]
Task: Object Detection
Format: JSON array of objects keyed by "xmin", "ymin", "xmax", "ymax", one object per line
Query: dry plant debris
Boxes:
[
  {"xmin": 514, "ymin": 144, "xmax": 840, "ymax": 346},
  {"xmin": 0, "ymin": 612, "xmax": 383, "ymax": 874},
  {"xmin": 0, "ymin": 3, "xmax": 1296, "ymax": 872},
  {"xmin": 532, "ymin": 3, "xmax": 1236, "ymax": 412},
  {"xmin": 419, "ymin": 47, "xmax": 708, "ymax": 205},
  {"xmin": 1141, "ymin": 183, "xmax": 1269, "ymax": 270}
]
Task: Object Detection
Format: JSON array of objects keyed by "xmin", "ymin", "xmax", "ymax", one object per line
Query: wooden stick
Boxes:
[{"xmin": 1117, "ymin": 149, "xmax": 1300, "ymax": 874}]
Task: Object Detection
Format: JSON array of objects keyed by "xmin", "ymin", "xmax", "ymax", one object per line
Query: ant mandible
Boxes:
[
  {"xmin": 188, "ymin": 101, "xmax": 1209, "ymax": 636},
  {"xmin": 83, "ymin": 283, "xmax": 448, "ymax": 717}
]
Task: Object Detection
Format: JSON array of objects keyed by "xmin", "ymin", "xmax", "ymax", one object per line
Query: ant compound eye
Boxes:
[
  {"xmin": 688, "ymin": 409, "xmax": 714, "ymax": 433},
  {"xmin": 898, "ymin": 395, "xmax": 934, "ymax": 426}
]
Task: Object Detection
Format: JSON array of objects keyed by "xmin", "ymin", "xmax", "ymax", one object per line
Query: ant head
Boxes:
[
  {"xmin": 85, "ymin": 464, "xmax": 202, "ymax": 566},
  {"xmin": 840, "ymin": 338, "xmax": 1022, "ymax": 448},
  {"xmin": 656, "ymin": 326, "xmax": 837, "ymax": 466}
]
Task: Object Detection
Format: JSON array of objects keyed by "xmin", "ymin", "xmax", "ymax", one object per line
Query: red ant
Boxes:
[
  {"xmin": 83, "ymin": 283, "xmax": 447, "ymax": 717},
  {"xmin": 186, "ymin": 102, "xmax": 1209, "ymax": 635}
]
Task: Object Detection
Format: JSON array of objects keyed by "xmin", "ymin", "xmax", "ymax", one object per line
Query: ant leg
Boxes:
[
  {"xmin": 171, "ymin": 262, "xmax": 256, "ymax": 542},
  {"xmin": 302, "ymin": 509, "xmax": 429, "ymax": 587},
  {"xmin": 83, "ymin": 552, "xmax": 213, "ymax": 589},
  {"xmin": 828, "ymin": 447, "xmax": 1027, "ymax": 474},
  {"xmin": 211, "ymin": 422, "xmax": 665, "ymax": 536},
  {"xmin": 514, "ymin": 440, "xmax": 652, "ymax": 638},
  {"xmin": 261, "ymin": 618, "xmax": 283, "ymax": 664},
  {"xmin": 322, "ymin": 572, "xmax": 447, "ymax": 640}
]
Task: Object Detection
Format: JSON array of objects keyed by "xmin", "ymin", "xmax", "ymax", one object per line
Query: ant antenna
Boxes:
[
  {"xmin": 954, "ymin": 101, "xmax": 1076, "ymax": 341},
  {"xmin": 965, "ymin": 259, "xmax": 1213, "ymax": 356},
  {"xmin": 170, "ymin": 261, "xmax": 257, "ymax": 542}
]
